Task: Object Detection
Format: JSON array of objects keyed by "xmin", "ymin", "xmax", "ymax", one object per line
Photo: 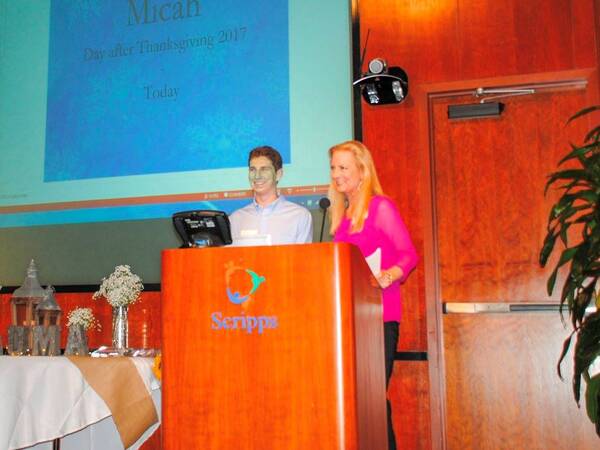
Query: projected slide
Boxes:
[
  {"xmin": 44, "ymin": 0, "xmax": 289, "ymax": 181},
  {"xmin": 0, "ymin": 0, "xmax": 352, "ymax": 228}
]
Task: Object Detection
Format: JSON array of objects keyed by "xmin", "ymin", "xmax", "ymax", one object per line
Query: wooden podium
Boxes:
[{"xmin": 161, "ymin": 243, "xmax": 387, "ymax": 450}]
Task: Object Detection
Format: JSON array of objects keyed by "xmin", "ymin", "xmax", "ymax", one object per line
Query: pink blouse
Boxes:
[{"xmin": 334, "ymin": 195, "xmax": 418, "ymax": 322}]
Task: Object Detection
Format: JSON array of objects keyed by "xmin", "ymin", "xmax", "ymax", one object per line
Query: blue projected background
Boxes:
[{"xmin": 44, "ymin": 0, "xmax": 289, "ymax": 180}]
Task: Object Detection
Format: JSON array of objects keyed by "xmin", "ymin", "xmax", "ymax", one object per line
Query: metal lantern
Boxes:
[
  {"xmin": 11, "ymin": 260, "xmax": 46, "ymax": 327},
  {"xmin": 31, "ymin": 286, "xmax": 62, "ymax": 356},
  {"xmin": 8, "ymin": 260, "xmax": 47, "ymax": 355},
  {"xmin": 36, "ymin": 286, "xmax": 62, "ymax": 327}
]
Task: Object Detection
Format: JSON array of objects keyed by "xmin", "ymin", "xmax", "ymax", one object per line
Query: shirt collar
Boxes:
[{"xmin": 252, "ymin": 195, "xmax": 285, "ymax": 213}]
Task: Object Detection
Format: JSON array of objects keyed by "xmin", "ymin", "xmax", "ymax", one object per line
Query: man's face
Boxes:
[{"xmin": 248, "ymin": 156, "xmax": 281, "ymax": 198}]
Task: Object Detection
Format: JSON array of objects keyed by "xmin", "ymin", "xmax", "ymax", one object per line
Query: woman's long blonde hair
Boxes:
[{"xmin": 328, "ymin": 140, "xmax": 384, "ymax": 234}]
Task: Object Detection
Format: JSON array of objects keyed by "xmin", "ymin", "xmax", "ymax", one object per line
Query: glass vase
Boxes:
[{"xmin": 112, "ymin": 305, "xmax": 129, "ymax": 351}]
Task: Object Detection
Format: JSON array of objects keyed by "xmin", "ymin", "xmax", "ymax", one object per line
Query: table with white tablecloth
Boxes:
[{"xmin": 0, "ymin": 356, "xmax": 161, "ymax": 450}]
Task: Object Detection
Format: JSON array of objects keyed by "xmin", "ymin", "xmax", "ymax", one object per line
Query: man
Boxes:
[{"xmin": 229, "ymin": 146, "xmax": 313, "ymax": 245}]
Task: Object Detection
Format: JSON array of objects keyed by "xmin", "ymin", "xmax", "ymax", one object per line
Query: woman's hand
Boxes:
[
  {"xmin": 376, "ymin": 271, "xmax": 394, "ymax": 289},
  {"xmin": 375, "ymin": 266, "xmax": 404, "ymax": 289}
]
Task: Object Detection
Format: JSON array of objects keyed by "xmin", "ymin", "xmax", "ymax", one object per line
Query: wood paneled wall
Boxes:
[
  {"xmin": 357, "ymin": 0, "xmax": 600, "ymax": 448},
  {"xmin": 359, "ymin": 0, "xmax": 599, "ymax": 344}
]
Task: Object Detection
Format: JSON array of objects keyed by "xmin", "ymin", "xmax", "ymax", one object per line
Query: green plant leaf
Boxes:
[
  {"xmin": 559, "ymin": 226, "xmax": 569, "ymax": 246},
  {"xmin": 567, "ymin": 105, "xmax": 600, "ymax": 124},
  {"xmin": 559, "ymin": 142, "xmax": 600, "ymax": 165},
  {"xmin": 540, "ymin": 232, "xmax": 557, "ymax": 266},
  {"xmin": 584, "ymin": 125, "xmax": 600, "ymax": 144},
  {"xmin": 574, "ymin": 213, "xmax": 596, "ymax": 225},
  {"xmin": 575, "ymin": 190, "xmax": 598, "ymax": 203},
  {"xmin": 573, "ymin": 285, "xmax": 595, "ymax": 324},
  {"xmin": 585, "ymin": 374, "xmax": 600, "ymax": 424},
  {"xmin": 559, "ymin": 247, "xmax": 578, "ymax": 266},
  {"xmin": 553, "ymin": 204, "xmax": 591, "ymax": 225},
  {"xmin": 545, "ymin": 178, "xmax": 589, "ymax": 196},
  {"xmin": 546, "ymin": 169, "xmax": 592, "ymax": 186},
  {"xmin": 558, "ymin": 332, "xmax": 574, "ymax": 379},
  {"xmin": 560, "ymin": 276, "xmax": 576, "ymax": 311},
  {"xmin": 547, "ymin": 267, "xmax": 558, "ymax": 295}
]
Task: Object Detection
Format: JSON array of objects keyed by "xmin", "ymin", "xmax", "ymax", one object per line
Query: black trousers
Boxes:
[{"xmin": 384, "ymin": 321, "xmax": 399, "ymax": 450}]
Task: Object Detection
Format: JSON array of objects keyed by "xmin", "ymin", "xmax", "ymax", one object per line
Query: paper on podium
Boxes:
[
  {"xmin": 365, "ymin": 247, "xmax": 381, "ymax": 276},
  {"xmin": 231, "ymin": 229, "xmax": 272, "ymax": 247}
]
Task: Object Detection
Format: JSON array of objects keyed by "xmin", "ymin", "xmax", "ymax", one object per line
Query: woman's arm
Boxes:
[{"xmin": 373, "ymin": 197, "xmax": 419, "ymax": 285}]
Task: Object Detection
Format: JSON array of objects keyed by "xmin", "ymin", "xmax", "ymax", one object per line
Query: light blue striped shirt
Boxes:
[{"xmin": 229, "ymin": 195, "xmax": 313, "ymax": 245}]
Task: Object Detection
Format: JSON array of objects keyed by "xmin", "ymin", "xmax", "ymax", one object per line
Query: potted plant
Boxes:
[{"xmin": 540, "ymin": 105, "xmax": 600, "ymax": 435}]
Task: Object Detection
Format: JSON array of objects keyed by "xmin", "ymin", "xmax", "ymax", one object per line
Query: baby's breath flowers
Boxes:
[
  {"xmin": 67, "ymin": 307, "xmax": 101, "ymax": 331},
  {"xmin": 93, "ymin": 265, "xmax": 143, "ymax": 307}
]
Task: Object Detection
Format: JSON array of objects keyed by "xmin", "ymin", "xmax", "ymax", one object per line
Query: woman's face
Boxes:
[{"xmin": 330, "ymin": 150, "xmax": 362, "ymax": 196}]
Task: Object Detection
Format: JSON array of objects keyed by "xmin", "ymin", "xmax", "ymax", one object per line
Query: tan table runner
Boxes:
[{"xmin": 68, "ymin": 356, "xmax": 158, "ymax": 448}]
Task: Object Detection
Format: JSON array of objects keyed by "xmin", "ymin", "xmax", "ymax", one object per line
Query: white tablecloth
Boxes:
[{"xmin": 0, "ymin": 356, "xmax": 161, "ymax": 450}]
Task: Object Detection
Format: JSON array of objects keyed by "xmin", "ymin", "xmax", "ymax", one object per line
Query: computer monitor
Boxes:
[{"xmin": 172, "ymin": 210, "xmax": 233, "ymax": 248}]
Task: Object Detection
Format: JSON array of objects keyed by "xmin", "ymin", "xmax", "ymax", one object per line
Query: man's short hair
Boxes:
[{"xmin": 248, "ymin": 146, "xmax": 283, "ymax": 171}]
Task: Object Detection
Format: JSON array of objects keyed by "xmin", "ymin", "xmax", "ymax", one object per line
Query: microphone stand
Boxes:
[{"xmin": 318, "ymin": 198, "xmax": 330, "ymax": 242}]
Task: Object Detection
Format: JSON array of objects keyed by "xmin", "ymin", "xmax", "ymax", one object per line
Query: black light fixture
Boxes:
[{"xmin": 353, "ymin": 58, "xmax": 409, "ymax": 106}]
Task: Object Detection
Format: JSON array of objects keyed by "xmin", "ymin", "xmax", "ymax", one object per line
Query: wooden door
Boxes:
[{"xmin": 429, "ymin": 75, "xmax": 599, "ymax": 449}]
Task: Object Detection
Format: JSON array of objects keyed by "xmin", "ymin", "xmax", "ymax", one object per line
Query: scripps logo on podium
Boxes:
[
  {"xmin": 210, "ymin": 262, "xmax": 278, "ymax": 335},
  {"xmin": 225, "ymin": 264, "xmax": 265, "ymax": 305}
]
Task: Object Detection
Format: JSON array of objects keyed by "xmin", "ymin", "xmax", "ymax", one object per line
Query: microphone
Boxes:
[{"xmin": 318, "ymin": 197, "xmax": 330, "ymax": 242}]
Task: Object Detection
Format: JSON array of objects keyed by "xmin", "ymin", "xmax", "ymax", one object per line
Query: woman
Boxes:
[{"xmin": 328, "ymin": 140, "xmax": 418, "ymax": 450}]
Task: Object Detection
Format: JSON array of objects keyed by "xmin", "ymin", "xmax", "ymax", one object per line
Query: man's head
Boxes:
[
  {"xmin": 247, "ymin": 146, "xmax": 283, "ymax": 204},
  {"xmin": 248, "ymin": 146, "xmax": 283, "ymax": 171}
]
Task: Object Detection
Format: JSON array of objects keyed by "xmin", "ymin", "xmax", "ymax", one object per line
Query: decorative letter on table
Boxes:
[
  {"xmin": 7, "ymin": 326, "xmax": 29, "ymax": 356},
  {"xmin": 65, "ymin": 325, "xmax": 89, "ymax": 356},
  {"xmin": 31, "ymin": 325, "xmax": 61, "ymax": 356}
]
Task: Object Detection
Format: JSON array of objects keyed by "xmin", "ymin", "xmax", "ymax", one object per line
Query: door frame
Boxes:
[{"xmin": 414, "ymin": 68, "xmax": 597, "ymax": 450}]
